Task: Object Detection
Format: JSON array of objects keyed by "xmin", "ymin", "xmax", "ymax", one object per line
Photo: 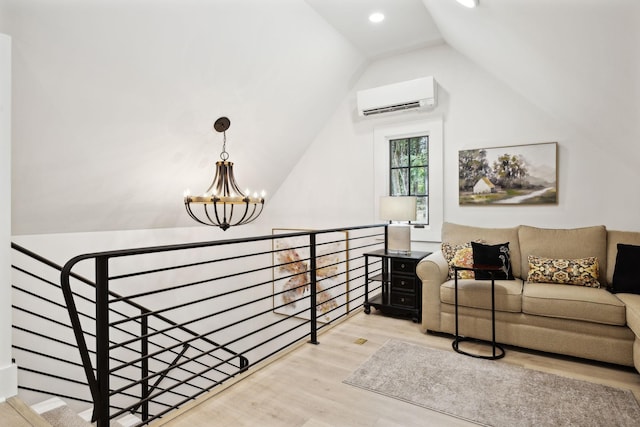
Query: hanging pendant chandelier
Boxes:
[{"xmin": 184, "ymin": 117, "xmax": 265, "ymax": 231}]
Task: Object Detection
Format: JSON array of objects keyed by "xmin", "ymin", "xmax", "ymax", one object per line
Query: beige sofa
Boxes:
[{"xmin": 416, "ymin": 222, "xmax": 640, "ymax": 371}]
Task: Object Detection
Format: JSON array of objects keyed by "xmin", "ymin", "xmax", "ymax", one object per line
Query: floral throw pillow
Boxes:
[
  {"xmin": 527, "ymin": 255, "xmax": 600, "ymax": 288},
  {"xmin": 441, "ymin": 242, "xmax": 475, "ymax": 280}
]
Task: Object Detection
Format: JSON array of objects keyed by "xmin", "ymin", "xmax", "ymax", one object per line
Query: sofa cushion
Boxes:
[
  {"xmin": 527, "ymin": 255, "xmax": 600, "ymax": 288},
  {"xmin": 606, "ymin": 230, "xmax": 640, "ymax": 285},
  {"xmin": 522, "ymin": 282, "xmax": 626, "ymax": 326},
  {"xmin": 519, "ymin": 225, "xmax": 607, "ymax": 286},
  {"xmin": 440, "ymin": 279, "xmax": 523, "ymax": 313},
  {"xmin": 614, "ymin": 293, "xmax": 640, "ymax": 336},
  {"xmin": 442, "ymin": 222, "xmax": 521, "ymax": 278},
  {"xmin": 611, "ymin": 244, "xmax": 640, "ymax": 294},
  {"xmin": 472, "ymin": 241, "xmax": 515, "ymax": 280}
]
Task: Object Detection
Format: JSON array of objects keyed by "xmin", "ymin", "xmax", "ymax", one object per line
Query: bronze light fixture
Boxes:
[{"xmin": 184, "ymin": 117, "xmax": 265, "ymax": 230}]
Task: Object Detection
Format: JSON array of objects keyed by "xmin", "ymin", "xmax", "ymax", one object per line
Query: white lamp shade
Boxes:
[{"xmin": 379, "ymin": 196, "xmax": 417, "ymax": 222}]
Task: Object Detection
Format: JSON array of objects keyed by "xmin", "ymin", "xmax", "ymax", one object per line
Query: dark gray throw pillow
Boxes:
[
  {"xmin": 611, "ymin": 243, "xmax": 640, "ymax": 294},
  {"xmin": 471, "ymin": 241, "xmax": 515, "ymax": 280}
]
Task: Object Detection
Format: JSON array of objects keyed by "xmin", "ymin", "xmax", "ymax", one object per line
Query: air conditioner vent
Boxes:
[{"xmin": 361, "ymin": 100, "xmax": 425, "ymax": 116}]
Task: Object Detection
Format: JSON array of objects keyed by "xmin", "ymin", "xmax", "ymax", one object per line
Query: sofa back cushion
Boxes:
[
  {"xmin": 441, "ymin": 222, "xmax": 521, "ymax": 278},
  {"xmin": 606, "ymin": 230, "xmax": 640, "ymax": 286},
  {"xmin": 519, "ymin": 225, "xmax": 607, "ymax": 286}
]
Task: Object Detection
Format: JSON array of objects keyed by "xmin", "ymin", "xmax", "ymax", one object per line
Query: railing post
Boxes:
[
  {"xmin": 141, "ymin": 309, "xmax": 149, "ymax": 421},
  {"xmin": 308, "ymin": 233, "xmax": 319, "ymax": 345},
  {"xmin": 384, "ymin": 224, "xmax": 389, "ymax": 252},
  {"xmin": 95, "ymin": 256, "xmax": 110, "ymax": 427}
]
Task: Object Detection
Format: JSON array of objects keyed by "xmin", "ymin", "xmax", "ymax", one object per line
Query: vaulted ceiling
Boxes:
[
  {"xmin": 3, "ymin": 0, "xmax": 639, "ymax": 235},
  {"xmin": 304, "ymin": 0, "xmax": 444, "ymax": 58},
  {"xmin": 308, "ymin": 0, "xmax": 639, "ymax": 167}
]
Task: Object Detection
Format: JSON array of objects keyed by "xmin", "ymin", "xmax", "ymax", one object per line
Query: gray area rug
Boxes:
[{"xmin": 343, "ymin": 340, "xmax": 640, "ymax": 427}]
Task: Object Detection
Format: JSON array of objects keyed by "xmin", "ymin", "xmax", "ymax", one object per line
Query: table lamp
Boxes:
[{"xmin": 379, "ymin": 196, "xmax": 417, "ymax": 254}]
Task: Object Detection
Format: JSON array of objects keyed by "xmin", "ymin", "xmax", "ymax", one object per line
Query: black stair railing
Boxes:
[
  {"xmin": 12, "ymin": 244, "xmax": 220, "ymax": 413},
  {"xmin": 12, "ymin": 242, "xmax": 256, "ymax": 421},
  {"xmin": 17, "ymin": 224, "xmax": 385, "ymax": 426}
]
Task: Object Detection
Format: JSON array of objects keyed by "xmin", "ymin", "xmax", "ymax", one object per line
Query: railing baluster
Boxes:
[
  {"xmin": 309, "ymin": 233, "xmax": 319, "ymax": 345},
  {"xmin": 141, "ymin": 309, "xmax": 149, "ymax": 422},
  {"xmin": 95, "ymin": 256, "xmax": 110, "ymax": 427}
]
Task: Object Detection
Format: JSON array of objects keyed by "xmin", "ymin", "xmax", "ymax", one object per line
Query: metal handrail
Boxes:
[
  {"xmin": 23, "ymin": 224, "xmax": 385, "ymax": 426},
  {"xmin": 11, "ymin": 242, "xmax": 250, "ymax": 415}
]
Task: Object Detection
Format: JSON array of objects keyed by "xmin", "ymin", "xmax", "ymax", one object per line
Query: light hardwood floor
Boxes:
[{"xmin": 154, "ymin": 311, "xmax": 640, "ymax": 427}]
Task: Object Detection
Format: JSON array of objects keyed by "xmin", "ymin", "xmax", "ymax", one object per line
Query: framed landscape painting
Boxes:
[
  {"xmin": 272, "ymin": 229, "xmax": 349, "ymax": 322},
  {"xmin": 458, "ymin": 142, "xmax": 557, "ymax": 205}
]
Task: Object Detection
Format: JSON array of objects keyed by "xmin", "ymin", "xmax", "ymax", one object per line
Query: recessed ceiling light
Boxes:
[
  {"xmin": 369, "ymin": 12, "xmax": 385, "ymax": 23},
  {"xmin": 456, "ymin": 0, "xmax": 478, "ymax": 8}
]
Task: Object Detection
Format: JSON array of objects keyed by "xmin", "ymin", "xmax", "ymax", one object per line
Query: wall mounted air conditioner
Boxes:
[{"xmin": 356, "ymin": 76, "xmax": 437, "ymax": 117}]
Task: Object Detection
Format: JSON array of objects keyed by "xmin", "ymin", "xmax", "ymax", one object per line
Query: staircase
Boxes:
[
  {"xmin": 31, "ymin": 398, "xmax": 140, "ymax": 427},
  {"xmin": 11, "ymin": 241, "xmax": 254, "ymax": 425}
]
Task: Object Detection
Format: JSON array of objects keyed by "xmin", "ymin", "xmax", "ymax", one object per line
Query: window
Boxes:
[
  {"xmin": 389, "ymin": 136, "xmax": 429, "ymax": 224},
  {"xmin": 374, "ymin": 118, "xmax": 443, "ymax": 242}
]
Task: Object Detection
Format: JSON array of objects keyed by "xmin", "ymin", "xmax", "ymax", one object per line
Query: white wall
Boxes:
[
  {"xmin": 5, "ymin": 0, "xmax": 365, "ymax": 236},
  {"xmin": 266, "ymin": 43, "xmax": 640, "ymax": 251},
  {"xmin": 12, "ymin": 223, "xmax": 274, "ymax": 267},
  {"xmin": 425, "ymin": 0, "xmax": 640, "ymax": 178},
  {"xmin": 0, "ymin": 32, "xmax": 17, "ymax": 401}
]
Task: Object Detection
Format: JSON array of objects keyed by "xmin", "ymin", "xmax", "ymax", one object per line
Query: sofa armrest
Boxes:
[{"xmin": 417, "ymin": 251, "xmax": 448, "ymax": 333}]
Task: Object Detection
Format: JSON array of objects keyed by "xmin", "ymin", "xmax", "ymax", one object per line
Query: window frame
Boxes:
[
  {"xmin": 389, "ymin": 135, "xmax": 429, "ymax": 223},
  {"xmin": 374, "ymin": 117, "xmax": 444, "ymax": 242}
]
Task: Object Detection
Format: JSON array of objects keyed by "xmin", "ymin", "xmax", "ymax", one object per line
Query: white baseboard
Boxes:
[{"xmin": 0, "ymin": 363, "xmax": 17, "ymax": 402}]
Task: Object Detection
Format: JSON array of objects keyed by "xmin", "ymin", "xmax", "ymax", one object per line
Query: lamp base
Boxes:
[{"xmin": 387, "ymin": 224, "xmax": 411, "ymax": 254}]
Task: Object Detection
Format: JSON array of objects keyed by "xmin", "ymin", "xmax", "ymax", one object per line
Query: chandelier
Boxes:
[{"xmin": 184, "ymin": 117, "xmax": 265, "ymax": 230}]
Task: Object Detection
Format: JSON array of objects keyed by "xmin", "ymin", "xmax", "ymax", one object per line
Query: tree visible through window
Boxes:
[{"xmin": 389, "ymin": 136, "xmax": 428, "ymax": 224}]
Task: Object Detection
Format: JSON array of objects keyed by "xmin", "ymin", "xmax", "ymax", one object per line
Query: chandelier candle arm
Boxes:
[{"xmin": 184, "ymin": 117, "xmax": 265, "ymax": 230}]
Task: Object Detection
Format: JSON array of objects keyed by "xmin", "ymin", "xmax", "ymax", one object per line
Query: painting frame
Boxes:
[
  {"xmin": 272, "ymin": 228, "xmax": 349, "ymax": 323},
  {"xmin": 458, "ymin": 142, "xmax": 558, "ymax": 205}
]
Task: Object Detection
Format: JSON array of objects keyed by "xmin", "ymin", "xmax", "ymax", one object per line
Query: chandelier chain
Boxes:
[{"xmin": 220, "ymin": 131, "xmax": 229, "ymax": 161}]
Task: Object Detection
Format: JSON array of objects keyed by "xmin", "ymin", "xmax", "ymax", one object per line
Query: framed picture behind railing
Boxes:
[{"xmin": 272, "ymin": 229, "xmax": 349, "ymax": 322}]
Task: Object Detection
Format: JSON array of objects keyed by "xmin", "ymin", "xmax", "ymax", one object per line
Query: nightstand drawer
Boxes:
[
  {"xmin": 391, "ymin": 259, "xmax": 416, "ymax": 274},
  {"xmin": 390, "ymin": 292, "xmax": 416, "ymax": 308},
  {"xmin": 391, "ymin": 275, "xmax": 415, "ymax": 292}
]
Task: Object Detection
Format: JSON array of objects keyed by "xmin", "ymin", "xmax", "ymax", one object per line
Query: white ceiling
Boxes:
[{"xmin": 304, "ymin": 0, "xmax": 443, "ymax": 58}]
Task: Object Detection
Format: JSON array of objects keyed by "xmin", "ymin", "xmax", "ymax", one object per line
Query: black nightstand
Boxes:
[{"xmin": 363, "ymin": 249, "xmax": 430, "ymax": 323}]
